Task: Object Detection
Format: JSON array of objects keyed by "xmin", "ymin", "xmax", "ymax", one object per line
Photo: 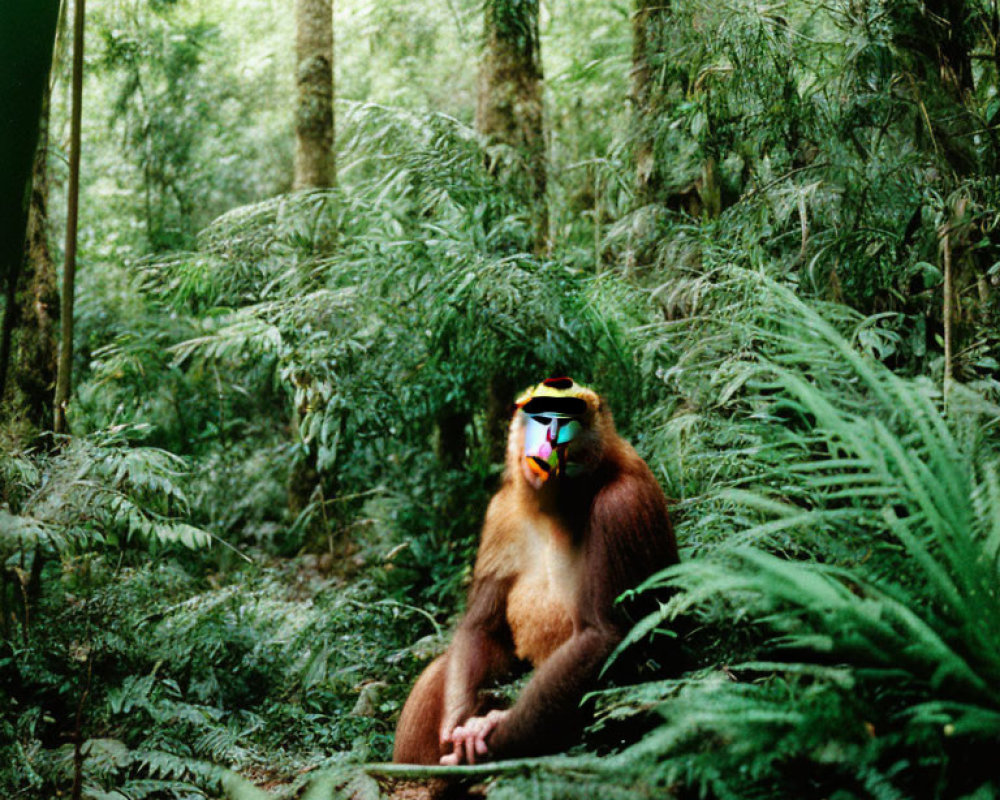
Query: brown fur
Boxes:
[{"xmin": 393, "ymin": 387, "xmax": 678, "ymax": 764}]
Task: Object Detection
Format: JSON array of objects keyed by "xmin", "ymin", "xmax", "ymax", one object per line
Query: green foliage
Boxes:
[
  {"xmin": 11, "ymin": 0, "xmax": 1000, "ymax": 797},
  {"xmin": 128, "ymin": 102, "xmax": 660, "ymax": 592},
  {"xmin": 627, "ymin": 0, "xmax": 1000, "ymax": 382},
  {"xmin": 86, "ymin": 0, "xmax": 293, "ymax": 253},
  {"xmin": 0, "ymin": 431, "xmax": 216, "ymax": 799},
  {"xmin": 1, "ymin": 543, "xmax": 433, "ymax": 798},
  {"xmin": 597, "ymin": 277, "xmax": 1000, "ymax": 798},
  {"xmin": 1, "ymin": 425, "xmax": 212, "ymax": 553}
]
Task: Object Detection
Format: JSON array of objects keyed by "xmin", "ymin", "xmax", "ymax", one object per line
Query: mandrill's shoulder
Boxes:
[
  {"xmin": 587, "ymin": 444, "xmax": 678, "ymax": 572},
  {"xmin": 592, "ymin": 437, "xmax": 666, "ymax": 507}
]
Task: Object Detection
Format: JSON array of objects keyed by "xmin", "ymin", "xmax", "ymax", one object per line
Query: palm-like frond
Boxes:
[
  {"xmin": 1, "ymin": 426, "xmax": 212, "ymax": 553},
  {"xmin": 613, "ymin": 275, "xmax": 1000, "ymax": 796}
]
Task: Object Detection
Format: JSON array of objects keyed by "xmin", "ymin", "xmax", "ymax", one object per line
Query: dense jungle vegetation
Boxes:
[{"xmin": 4, "ymin": 0, "xmax": 1000, "ymax": 797}]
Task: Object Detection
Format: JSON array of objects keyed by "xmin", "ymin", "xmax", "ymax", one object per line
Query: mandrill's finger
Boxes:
[
  {"xmin": 475, "ymin": 711, "xmax": 501, "ymax": 754},
  {"xmin": 439, "ymin": 751, "xmax": 460, "ymax": 766},
  {"xmin": 444, "ymin": 724, "xmax": 477, "ymax": 765},
  {"xmin": 465, "ymin": 730, "xmax": 479, "ymax": 764}
]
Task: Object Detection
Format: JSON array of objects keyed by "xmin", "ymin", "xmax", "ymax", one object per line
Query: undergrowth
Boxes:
[{"xmin": 0, "ymin": 427, "xmax": 448, "ymax": 799}]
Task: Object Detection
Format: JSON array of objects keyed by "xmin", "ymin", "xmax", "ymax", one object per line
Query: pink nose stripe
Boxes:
[{"xmin": 538, "ymin": 442, "xmax": 553, "ymax": 460}]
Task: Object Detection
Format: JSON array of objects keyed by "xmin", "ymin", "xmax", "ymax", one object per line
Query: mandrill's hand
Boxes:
[{"xmin": 439, "ymin": 709, "xmax": 509, "ymax": 765}]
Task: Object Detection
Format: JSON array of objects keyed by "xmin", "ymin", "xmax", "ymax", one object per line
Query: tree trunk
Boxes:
[
  {"xmin": 434, "ymin": 411, "xmax": 468, "ymax": 471},
  {"xmin": 631, "ymin": 0, "xmax": 667, "ymax": 207},
  {"xmin": 893, "ymin": 0, "xmax": 975, "ymax": 174},
  {"xmin": 288, "ymin": 445, "xmax": 321, "ymax": 516},
  {"xmin": 477, "ymin": 2, "xmax": 545, "ymax": 461},
  {"xmin": 476, "ymin": 0, "xmax": 547, "ymax": 254},
  {"xmin": 294, "ymin": 0, "xmax": 335, "ymax": 190},
  {"xmin": 0, "ymin": 0, "xmax": 61, "ymax": 408},
  {"xmin": 929, "ymin": 0, "xmax": 974, "ymax": 101},
  {"xmin": 54, "ymin": 0, "xmax": 85, "ymax": 435},
  {"xmin": 288, "ymin": 1, "xmax": 334, "ymax": 515},
  {"xmin": 484, "ymin": 373, "xmax": 515, "ymax": 464},
  {"xmin": 927, "ymin": 0, "xmax": 975, "ymax": 175},
  {"xmin": 7, "ymin": 87, "xmax": 60, "ymax": 432}
]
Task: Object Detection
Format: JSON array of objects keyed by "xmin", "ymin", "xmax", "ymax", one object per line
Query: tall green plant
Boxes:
[{"xmin": 606, "ymin": 277, "xmax": 1000, "ymax": 797}]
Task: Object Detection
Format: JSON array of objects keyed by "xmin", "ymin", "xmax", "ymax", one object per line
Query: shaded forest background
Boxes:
[{"xmin": 3, "ymin": 0, "xmax": 1000, "ymax": 798}]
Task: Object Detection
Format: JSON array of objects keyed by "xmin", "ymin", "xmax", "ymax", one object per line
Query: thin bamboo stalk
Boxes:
[
  {"xmin": 54, "ymin": 0, "xmax": 85, "ymax": 434},
  {"xmin": 942, "ymin": 224, "xmax": 953, "ymax": 406}
]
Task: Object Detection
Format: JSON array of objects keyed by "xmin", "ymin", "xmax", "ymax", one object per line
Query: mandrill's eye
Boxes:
[{"xmin": 532, "ymin": 416, "xmax": 551, "ymax": 425}]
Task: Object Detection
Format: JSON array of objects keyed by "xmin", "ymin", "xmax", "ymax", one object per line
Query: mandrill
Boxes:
[{"xmin": 393, "ymin": 377, "xmax": 678, "ymax": 765}]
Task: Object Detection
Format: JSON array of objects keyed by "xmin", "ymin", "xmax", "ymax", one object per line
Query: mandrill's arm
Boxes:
[
  {"xmin": 477, "ymin": 622, "xmax": 621, "ymax": 760},
  {"xmin": 439, "ymin": 575, "xmax": 516, "ymax": 755}
]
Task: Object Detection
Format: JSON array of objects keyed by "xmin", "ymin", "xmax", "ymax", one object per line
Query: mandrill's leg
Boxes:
[{"xmin": 393, "ymin": 654, "xmax": 449, "ymax": 764}]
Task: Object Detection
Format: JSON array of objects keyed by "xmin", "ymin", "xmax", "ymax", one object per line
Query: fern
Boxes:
[
  {"xmin": 1, "ymin": 426, "xmax": 213, "ymax": 558},
  {"xmin": 612, "ymin": 276, "xmax": 1000, "ymax": 797}
]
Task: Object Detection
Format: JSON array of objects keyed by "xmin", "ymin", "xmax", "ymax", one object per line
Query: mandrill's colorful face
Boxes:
[{"xmin": 515, "ymin": 377, "xmax": 599, "ymax": 488}]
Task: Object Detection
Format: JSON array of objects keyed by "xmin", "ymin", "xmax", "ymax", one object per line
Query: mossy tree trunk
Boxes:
[
  {"xmin": 0, "ymin": 0, "xmax": 60, "ymax": 419},
  {"xmin": 631, "ymin": 0, "xmax": 667, "ymax": 207},
  {"xmin": 889, "ymin": 0, "xmax": 976, "ymax": 174},
  {"xmin": 924, "ymin": 0, "xmax": 974, "ymax": 101},
  {"xmin": 631, "ymin": 0, "xmax": 722, "ymax": 220},
  {"xmin": 6, "ymin": 88, "xmax": 60, "ymax": 433},
  {"xmin": 484, "ymin": 373, "xmax": 515, "ymax": 465},
  {"xmin": 477, "ymin": 0, "xmax": 547, "ymax": 255},
  {"xmin": 476, "ymin": 1, "xmax": 546, "ymax": 462},
  {"xmin": 289, "ymin": 0, "xmax": 335, "ymax": 520},
  {"xmin": 434, "ymin": 411, "xmax": 469, "ymax": 471},
  {"xmin": 433, "ymin": 339, "xmax": 471, "ymax": 474},
  {"xmin": 294, "ymin": 0, "xmax": 335, "ymax": 190}
]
